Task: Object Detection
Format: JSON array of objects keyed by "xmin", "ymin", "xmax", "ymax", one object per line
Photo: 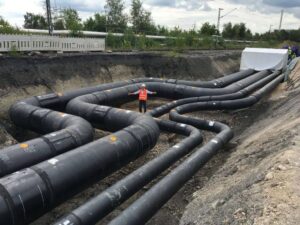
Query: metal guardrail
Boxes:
[{"xmin": 0, "ymin": 34, "xmax": 105, "ymax": 52}]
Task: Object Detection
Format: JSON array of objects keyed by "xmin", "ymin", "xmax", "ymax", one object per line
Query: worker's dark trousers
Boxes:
[{"xmin": 139, "ymin": 100, "xmax": 147, "ymax": 113}]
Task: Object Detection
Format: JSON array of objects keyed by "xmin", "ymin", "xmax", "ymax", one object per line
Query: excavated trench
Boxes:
[{"xmin": 0, "ymin": 51, "xmax": 296, "ymax": 225}]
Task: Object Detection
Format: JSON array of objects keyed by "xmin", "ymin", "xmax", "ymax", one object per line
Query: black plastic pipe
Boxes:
[
  {"xmin": 52, "ymin": 71, "xmax": 281, "ymax": 225},
  {"xmin": 131, "ymin": 69, "xmax": 255, "ymax": 88},
  {"xmin": 150, "ymin": 70, "xmax": 281, "ymax": 117},
  {"xmin": 0, "ymin": 107, "xmax": 159, "ymax": 225},
  {"xmin": 0, "ymin": 104, "xmax": 94, "ymax": 177},
  {"xmin": 0, "ymin": 69, "xmax": 279, "ymax": 225},
  {"xmin": 38, "ymin": 69, "xmax": 256, "ymax": 107},
  {"xmin": 0, "ymin": 69, "xmax": 260, "ymax": 175},
  {"xmin": 107, "ymin": 74, "xmax": 284, "ymax": 225},
  {"xmin": 108, "ymin": 120, "xmax": 232, "ymax": 225},
  {"xmin": 0, "ymin": 69, "xmax": 272, "ymax": 178},
  {"xmin": 52, "ymin": 119, "xmax": 202, "ymax": 225}
]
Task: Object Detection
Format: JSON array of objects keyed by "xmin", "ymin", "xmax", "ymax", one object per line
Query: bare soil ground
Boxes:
[{"xmin": 180, "ymin": 67, "xmax": 300, "ymax": 225}]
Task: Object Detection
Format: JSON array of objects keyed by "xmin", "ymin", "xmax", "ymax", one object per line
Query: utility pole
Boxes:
[
  {"xmin": 217, "ymin": 8, "xmax": 237, "ymax": 34},
  {"xmin": 279, "ymin": 9, "xmax": 284, "ymax": 31},
  {"xmin": 217, "ymin": 8, "xmax": 224, "ymax": 33},
  {"xmin": 46, "ymin": 0, "xmax": 54, "ymax": 35}
]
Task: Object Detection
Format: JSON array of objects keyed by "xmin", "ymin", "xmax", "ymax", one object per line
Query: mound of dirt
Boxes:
[{"xmin": 180, "ymin": 63, "xmax": 300, "ymax": 225}]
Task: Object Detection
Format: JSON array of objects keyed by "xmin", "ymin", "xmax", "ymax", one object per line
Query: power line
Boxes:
[{"xmin": 217, "ymin": 8, "xmax": 237, "ymax": 33}]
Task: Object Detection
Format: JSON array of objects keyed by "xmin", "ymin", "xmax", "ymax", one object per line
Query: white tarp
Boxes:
[{"xmin": 240, "ymin": 48, "xmax": 288, "ymax": 71}]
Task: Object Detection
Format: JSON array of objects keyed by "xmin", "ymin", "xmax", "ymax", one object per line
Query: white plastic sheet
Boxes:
[{"xmin": 240, "ymin": 48, "xmax": 288, "ymax": 71}]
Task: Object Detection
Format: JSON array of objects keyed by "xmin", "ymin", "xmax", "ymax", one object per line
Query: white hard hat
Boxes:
[{"xmin": 141, "ymin": 84, "xmax": 146, "ymax": 87}]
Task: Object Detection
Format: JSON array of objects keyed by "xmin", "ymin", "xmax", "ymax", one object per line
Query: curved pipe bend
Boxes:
[
  {"xmin": 52, "ymin": 69, "xmax": 274, "ymax": 225},
  {"xmin": 0, "ymin": 99, "xmax": 160, "ymax": 225},
  {"xmin": 0, "ymin": 68, "xmax": 261, "ymax": 175},
  {"xmin": 0, "ymin": 101, "xmax": 94, "ymax": 177},
  {"xmin": 107, "ymin": 73, "xmax": 284, "ymax": 225},
  {"xmin": 149, "ymin": 70, "xmax": 281, "ymax": 117},
  {"xmin": 52, "ymin": 119, "xmax": 202, "ymax": 225},
  {"xmin": 108, "ymin": 118, "xmax": 233, "ymax": 225},
  {"xmin": 0, "ymin": 69, "xmax": 282, "ymax": 225}
]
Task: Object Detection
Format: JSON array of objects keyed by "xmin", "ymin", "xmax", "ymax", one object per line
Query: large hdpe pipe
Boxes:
[
  {"xmin": 52, "ymin": 119, "xmax": 202, "ymax": 225},
  {"xmin": 0, "ymin": 107, "xmax": 159, "ymax": 225},
  {"xmin": 52, "ymin": 71, "xmax": 282, "ymax": 225},
  {"xmin": 0, "ymin": 69, "xmax": 261, "ymax": 177},
  {"xmin": 0, "ymin": 69, "xmax": 279, "ymax": 225},
  {"xmin": 150, "ymin": 70, "xmax": 281, "ymax": 117},
  {"xmin": 0, "ymin": 104, "xmax": 93, "ymax": 177},
  {"xmin": 38, "ymin": 69, "xmax": 256, "ymax": 107},
  {"xmin": 0, "ymin": 69, "xmax": 263, "ymax": 176},
  {"xmin": 107, "ymin": 73, "xmax": 284, "ymax": 225},
  {"xmin": 64, "ymin": 71, "xmax": 269, "ymax": 129}
]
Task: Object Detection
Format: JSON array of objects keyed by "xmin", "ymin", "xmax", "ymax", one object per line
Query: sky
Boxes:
[{"xmin": 0, "ymin": 0, "xmax": 299, "ymax": 33}]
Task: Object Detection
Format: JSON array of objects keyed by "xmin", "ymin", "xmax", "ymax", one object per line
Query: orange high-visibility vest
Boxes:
[{"xmin": 139, "ymin": 89, "xmax": 148, "ymax": 101}]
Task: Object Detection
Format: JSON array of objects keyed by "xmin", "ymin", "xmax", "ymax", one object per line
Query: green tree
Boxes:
[
  {"xmin": 51, "ymin": 9, "xmax": 82, "ymax": 33},
  {"xmin": 233, "ymin": 23, "xmax": 246, "ymax": 39},
  {"xmin": 222, "ymin": 22, "xmax": 233, "ymax": 39},
  {"xmin": 200, "ymin": 22, "xmax": 217, "ymax": 36},
  {"xmin": 156, "ymin": 25, "xmax": 169, "ymax": 36},
  {"xmin": 0, "ymin": 16, "xmax": 20, "ymax": 34},
  {"xmin": 253, "ymin": 32, "xmax": 260, "ymax": 40},
  {"xmin": 169, "ymin": 26, "xmax": 183, "ymax": 36},
  {"xmin": 245, "ymin": 28, "xmax": 252, "ymax": 40},
  {"xmin": 222, "ymin": 22, "xmax": 251, "ymax": 40},
  {"xmin": 53, "ymin": 18, "xmax": 64, "ymax": 30},
  {"xmin": 83, "ymin": 13, "xmax": 107, "ymax": 32},
  {"xmin": 23, "ymin": 12, "xmax": 48, "ymax": 29},
  {"xmin": 62, "ymin": 9, "xmax": 82, "ymax": 30},
  {"xmin": 131, "ymin": 0, "xmax": 154, "ymax": 34},
  {"xmin": 105, "ymin": 0, "xmax": 127, "ymax": 32}
]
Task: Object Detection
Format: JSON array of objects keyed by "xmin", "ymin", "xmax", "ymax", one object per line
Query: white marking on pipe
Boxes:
[
  {"xmin": 126, "ymin": 110, "xmax": 131, "ymax": 114},
  {"xmin": 174, "ymin": 145, "xmax": 180, "ymax": 149},
  {"xmin": 59, "ymin": 113, "xmax": 67, "ymax": 118},
  {"xmin": 180, "ymin": 124, "xmax": 186, "ymax": 128},
  {"xmin": 63, "ymin": 220, "xmax": 71, "ymax": 225},
  {"xmin": 48, "ymin": 158, "xmax": 59, "ymax": 165},
  {"xmin": 212, "ymin": 139, "xmax": 218, "ymax": 144},
  {"xmin": 18, "ymin": 194, "xmax": 26, "ymax": 219},
  {"xmin": 209, "ymin": 121, "xmax": 215, "ymax": 127},
  {"xmin": 213, "ymin": 102, "xmax": 216, "ymax": 105},
  {"xmin": 50, "ymin": 133, "xmax": 57, "ymax": 137},
  {"xmin": 214, "ymin": 83, "xmax": 218, "ymax": 86}
]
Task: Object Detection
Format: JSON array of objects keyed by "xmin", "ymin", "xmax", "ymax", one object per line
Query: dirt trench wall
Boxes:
[{"xmin": 0, "ymin": 51, "xmax": 241, "ymax": 122}]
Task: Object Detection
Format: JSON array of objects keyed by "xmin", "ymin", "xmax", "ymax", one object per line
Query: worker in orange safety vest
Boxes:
[{"xmin": 128, "ymin": 84, "xmax": 157, "ymax": 113}]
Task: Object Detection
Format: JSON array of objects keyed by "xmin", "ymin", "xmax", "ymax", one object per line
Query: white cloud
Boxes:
[
  {"xmin": 226, "ymin": 0, "xmax": 300, "ymax": 19},
  {"xmin": 0, "ymin": 0, "xmax": 299, "ymax": 32}
]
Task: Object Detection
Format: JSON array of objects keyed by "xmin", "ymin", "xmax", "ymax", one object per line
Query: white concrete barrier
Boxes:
[{"xmin": 0, "ymin": 34, "xmax": 105, "ymax": 52}]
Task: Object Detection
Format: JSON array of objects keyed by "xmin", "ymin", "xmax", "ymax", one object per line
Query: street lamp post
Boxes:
[{"xmin": 217, "ymin": 8, "xmax": 224, "ymax": 33}]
